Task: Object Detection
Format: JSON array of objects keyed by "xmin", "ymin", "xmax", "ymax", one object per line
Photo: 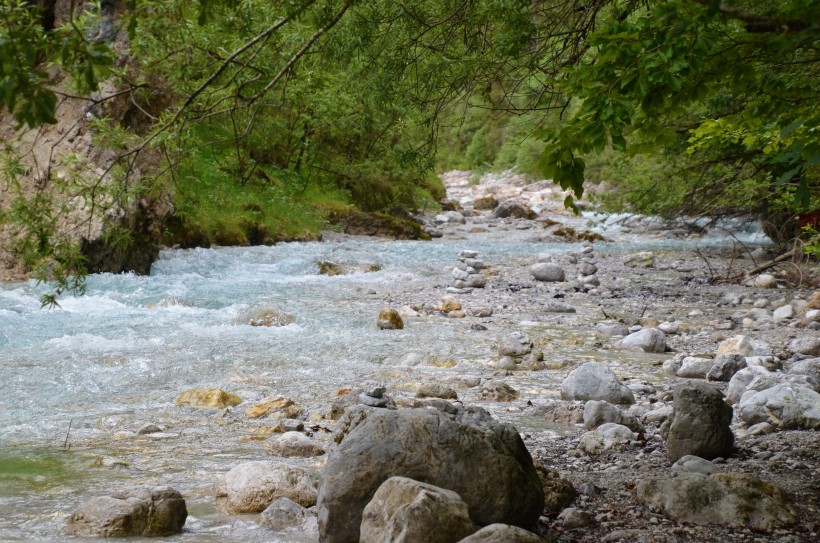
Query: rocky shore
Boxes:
[{"xmin": 59, "ymin": 171, "xmax": 819, "ymax": 542}]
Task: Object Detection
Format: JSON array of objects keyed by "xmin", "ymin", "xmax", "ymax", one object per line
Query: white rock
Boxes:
[
  {"xmin": 772, "ymin": 305, "xmax": 794, "ymax": 321},
  {"xmin": 560, "ymin": 362, "xmax": 635, "ymax": 404},
  {"xmin": 659, "ymin": 321, "xmax": 680, "ymax": 334},
  {"xmin": 617, "ymin": 328, "xmax": 667, "ymax": 353},
  {"xmin": 716, "ymin": 335, "xmax": 754, "ymax": 356},
  {"xmin": 747, "ymin": 274, "xmax": 777, "ymax": 288},
  {"xmin": 676, "ymin": 357, "xmax": 714, "ymax": 379},
  {"xmin": 738, "ymin": 383, "xmax": 820, "ymax": 429}
]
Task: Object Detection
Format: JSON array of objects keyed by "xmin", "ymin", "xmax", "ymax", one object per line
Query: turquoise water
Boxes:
[{"xmin": 0, "ymin": 219, "xmax": 768, "ymax": 541}]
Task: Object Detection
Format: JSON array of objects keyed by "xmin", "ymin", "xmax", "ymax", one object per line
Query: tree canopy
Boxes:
[{"xmin": 1, "ymin": 0, "xmax": 818, "ymax": 298}]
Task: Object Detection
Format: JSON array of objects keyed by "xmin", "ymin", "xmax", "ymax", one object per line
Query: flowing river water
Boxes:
[{"xmin": 0, "ymin": 213, "xmax": 768, "ymax": 542}]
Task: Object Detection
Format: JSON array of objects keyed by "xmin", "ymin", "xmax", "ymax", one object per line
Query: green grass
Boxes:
[{"xmin": 165, "ymin": 133, "xmax": 351, "ymax": 247}]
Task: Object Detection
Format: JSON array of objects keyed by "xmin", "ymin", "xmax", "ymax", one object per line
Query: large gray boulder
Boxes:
[
  {"xmin": 530, "ymin": 263, "xmax": 565, "ymax": 282},
  {"xmin": 636, "ymin": 472, "xmax": 795, "ymax": 530},
  {"xmin": 360, "ymin": 477, "xmax": 478, "ymax": 543},
  {"xmin": 738, "ymin": 383, "xmax": 820, "ymax": 429},
  {"xmin": 317, "ymin": 406, "xmax": 544, "ymax": 543},
  {"xmin": 67, "ymin": 486, "xmax": 187, "ymax": 537},
  {"xmin": 560, "ymin": 362, "xmax": 635, "ymax": 404},
  {"xmin": 617, "ymin": 328, "xmax": 667, "ymax": 353},
  {"xmin": 457, "ymin": 523, "xmax": 545, "ymax": 542},
  {"xmin": 215, "ymin": 460, "xmax": 318, "ymax": 513},
  {"xmin": 666, "ymin": 382, "xmax": 734, "ymax": 462}
]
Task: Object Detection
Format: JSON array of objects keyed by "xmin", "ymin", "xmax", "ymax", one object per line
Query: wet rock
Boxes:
[
  {"xmin": 499, "ymin": 331, "xmax": 533, "ymax": 357},
  {"xmin": 716, "ymin": 335, "xmax": 755, "ymax": 356},
  {"xmin": 136, "ymin": 424, "xmax": 162, "ymax": 435},
  {"xmin": 636, "ymin": 472, "xmax": 795, "ymax": 530},
  {"xmin": 617, "ymin": 328, "xmax": 667, "ymax": 353},
  {"xmin": 359, "ymin": 477, "xmax": 478, "ymax": 543},
  {"xmin": 787, "ymin": 337, "xmax": 820, "ymax": 356},
  {"xmin": 706, "ymin": 354, "xmax": 746, "ymax": 382},
  {"xmin": 738, "ymin": 383, "xmax": 820, "ymax": 429},
  {"xmin": 268, "ymin": 431, "xmax": 325, "ymax": 457},
  {"xmin": 397, "ymin": 353, "xmax": 424, "ymax": 367},
  {"xmin": 560, "ymin": 362, "xmax": 635, "ymax": 405},
  {"xmin": 246, "ymin": 397, "xmax": 303, "ymax": 419},
  {"xmin": 672, "ymin": 455, "xmax": 719, "ymax": 475},
  {"xmin": 317, "ymin": 406, "xmax": 544, "ymax": 543},
  {"xmin": 623, "ymin": 252, "xmax": 655, "ymax": 268},
  {"xmin": 67, "ymin": 486, "xmax": 187, "ymax": 537},
  {"xmin": 377, "ymin": 309, "xmax": 404, "ymax": 330},
  {"xmin": 416, "ymin": 383, "xmax": 458, "ymax": 400},
  {"xmin": 479, "ymin": 381, "xmax": 520, "ymax": 402},
  {"xmin": 583, "ymin": 400, "xmax": 643, "ymax": 432},
  {"xmin": 535, "ymin": 464, "xmax": 576, "ymax": 514},
  {"xmin": 579, "ymin": 423, "xmax": 635, "ymax": 453},
  {"xmin": 215, "ymin": 461, "xmax": 318, "ymax": 513},
  {"xmin": 676, "ymin": 356, "xmax": 714, "ymax": 379},
  {"xmin": 175, "ymin": 387, "xmax": 242, "ymax": 408},
  {"xmin": 456, "ymin": 524, "xmax": 544, "ymax": 543},
  {"xmin": 530, "ymin": 263, "xmax": 565, "ymax": 282},
  {"xmin": 259, "ymin": 497, "xmax": 317, "ymax": 532},
  {"xmin": 239, "ymin": 307, "xmax": 295, "ymax": 327},
  {"xmin": 473, "ymin": 196, "xmax": 498, "ymax": 210},
  {"xmin": 666, "ymin": 381, "xmax": 734, "ymax": 462},
  {"xmin": 543, "ymin": 302, "xmax": 576, "ymax": 313}
]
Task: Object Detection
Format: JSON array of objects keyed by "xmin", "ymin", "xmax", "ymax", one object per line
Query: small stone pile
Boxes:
[
  {"xmin": 574, "ymin": 243, "xmax": 600, "ymax": 287},
  {"xmin": 449, "ymin": 250, "xmax": 488, "ymax": 293}
]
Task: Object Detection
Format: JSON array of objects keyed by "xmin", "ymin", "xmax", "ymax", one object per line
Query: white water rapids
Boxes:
[{"xmin": 0, "ymin": 213, "xmax": 769, "ymax": 542}]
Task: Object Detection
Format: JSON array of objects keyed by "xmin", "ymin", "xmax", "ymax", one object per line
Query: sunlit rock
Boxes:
[
  {"xmin": 245, "ymin": 397, "xmax": 303, "ymax": 419},
  {"xmin": 215, "ymin": 460, "xmax": 318, "ymax": 514},
  {"xmin": 175, "ymin": 387, "xmax": 242, "ymax": 408}
]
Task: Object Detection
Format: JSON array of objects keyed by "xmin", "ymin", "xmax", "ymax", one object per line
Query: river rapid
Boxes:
[{"xmin": 0, "ymin": 212, "xmax": 769, "ymax": 542}]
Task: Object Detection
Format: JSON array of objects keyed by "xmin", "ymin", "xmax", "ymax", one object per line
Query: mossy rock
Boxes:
[
  {"xmin": 473, "ymin": 196, "xmax": 498, "ymax": 210},
  {"xmin": 377, "ymin": 309, "xmax": 404, "ymax": 330},
  {"xmin": 329, "ymin": 209, "xmax": 429, "ymax": 240},
  {"xmin": 552, "ymin": 225, "xmax": 608, "ymax": 243}
]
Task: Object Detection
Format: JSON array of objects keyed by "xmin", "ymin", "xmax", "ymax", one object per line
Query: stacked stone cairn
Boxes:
[
  {"xmin": 574, "ymin": 242, "xmax": 600, "ymax": 287},
  {"xmin": 449, "ymin": 250, "xmax": 488, "ymax": 293}
]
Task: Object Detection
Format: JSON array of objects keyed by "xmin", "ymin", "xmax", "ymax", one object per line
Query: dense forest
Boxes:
[{"xmin": 1, "ymin": 0, "xmax": 818, "ymax": 298}]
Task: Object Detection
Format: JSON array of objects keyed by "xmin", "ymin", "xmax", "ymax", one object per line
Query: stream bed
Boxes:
[{"xmin": 0, "ymin": 215, "xmax": 770, "ymax": 542}]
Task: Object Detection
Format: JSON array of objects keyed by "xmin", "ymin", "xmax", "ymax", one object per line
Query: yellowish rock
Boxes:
[
  {"xmin": 245, "ymin": 397, "xmax": 304, "ymax": 419},
  {"xmin": 427, "ymin": 359, "xmax": 457, "ymax": 368},
  {"xmin": 808, "ymin": 291, "xmax": 820, "ymax": 309},
  {"xmin": 438, "ymin": 295, "xmax": 462, "ymax": 312},
  {"xmin": 377, "ymin": 309, "xmax": 404, "ymax": 330},
  {"xmin": 175, "ymin": 387, "xmax": 242, "ymax": 408}
]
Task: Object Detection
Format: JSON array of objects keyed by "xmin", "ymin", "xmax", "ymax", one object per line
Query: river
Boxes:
[{"xmin": 0, "ymin": 213, "xmax": 769, "ymax": 542}]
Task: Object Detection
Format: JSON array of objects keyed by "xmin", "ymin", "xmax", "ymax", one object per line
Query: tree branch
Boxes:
[{"xmin": 689, "ymin": 0, "xmax": 813, "ymax": 33}]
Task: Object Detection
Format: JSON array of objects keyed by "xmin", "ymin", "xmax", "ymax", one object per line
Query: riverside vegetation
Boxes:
[{"xmin": 1, "ymin": 0, "xmax": 818, "ymax": 300}]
